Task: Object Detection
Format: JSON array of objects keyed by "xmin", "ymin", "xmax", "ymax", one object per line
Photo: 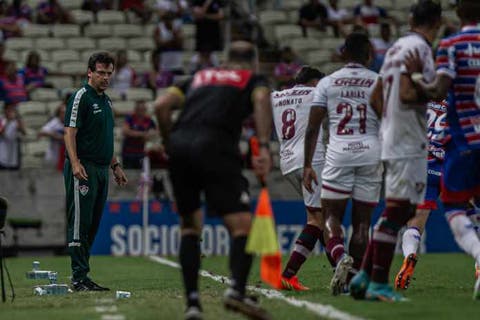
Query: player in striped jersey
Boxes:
[
  {"xmin": 271, "ymin": 66, "xmax": 331, "ymax": 291},
  {"xmin": 406, "ymin": 0, "xmax": 480, "ymax": 299},
  {"xmin": 394, "ymin": 100, "xmax": 448, "ymax": 290}
]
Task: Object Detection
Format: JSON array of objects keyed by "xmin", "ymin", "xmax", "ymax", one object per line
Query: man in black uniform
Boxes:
[{"xmin": 155, "ymin": 41, "xmax": 272, "ymax": 320}]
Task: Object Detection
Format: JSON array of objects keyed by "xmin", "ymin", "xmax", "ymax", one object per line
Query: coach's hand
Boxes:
[
  {"xmin": 252, "ymin": 146, "xmax": 271, "ymax": 181},
  {"xmin": 72, "ymin": 160, "xmax": 88, "ymax": 181},
  {"xmin": 303, "ymin": 166, "xmax": 318, "ymax": 194},
  {"xmin": 113, "ymin": 166, "xmax": 128, "ymax": 187}
]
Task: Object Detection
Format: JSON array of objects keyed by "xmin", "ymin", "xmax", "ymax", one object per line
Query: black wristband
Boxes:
[{"xmin": 111, "ymin": 162, "xmax": 121, "ymax": 171}]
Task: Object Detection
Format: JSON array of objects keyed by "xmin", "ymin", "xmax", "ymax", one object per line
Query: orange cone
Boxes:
[{"xmin": 246, "ymin": 137, "xmax": 282, "ymax": 289}]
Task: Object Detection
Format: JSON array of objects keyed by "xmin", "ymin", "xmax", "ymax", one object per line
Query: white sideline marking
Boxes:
[
  {"xmin": 101, "ymin": 315, "xmax": 126, "ymax": 320},
  {"xmin": 149, "ymin": 256, "xmax": 365, "ymax": 320},
  {"xmin": 95, "ymin": 306, "xmax": 118, "ymax": 313}
]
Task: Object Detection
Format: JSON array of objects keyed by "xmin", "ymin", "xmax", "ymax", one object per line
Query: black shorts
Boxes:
[{"xmin": 168, "ymin": 130, "xmax": 250, "ymax": 217}]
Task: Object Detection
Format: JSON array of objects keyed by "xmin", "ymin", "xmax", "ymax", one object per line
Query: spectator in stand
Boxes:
[
  {"xmin": 111, "ymin": 50, "xmax": 136, "ymax": 99},
  {"xmin": 370, "ymin": 22, "xmax": 393, "ymax": 72},
  {"xmin": 192, "ymin": 0, "xmax": 225, "ymax": 52},
  {"xmin": 154, "ymin": 12, "xmax": 184, "ymax": 74},
  {"xmin": 18, "ymin": 51, "xmax": 49, "ymax": 94},
  {"xmin": 0, "ymin": 103, "xmax": 25, "ymax": 170},
  {"xmin": 326, "ymin": 0, "xmax": 353, "ymax": 37},
  {"xmin": 6, "ymin": 0, "xmax": 32, "ymax": 22},
  {"xmin": 0, "ymin": 1, "xmax": 21, "ymax": 41},
  {"xmin": 36, "ymin": 0, "xmax": 72, "ymax": 24},
  {"xmin": 81, "ymin": 0, "xmax": 113, "ymax": 14},
  {"xmin": 299, "ymin": 0, "xmax": 328, "ymax": 37},
  {"xmin": 120, "ymin": 0, "xmax": 151, "ymax": 24},
  {"xmin": 144, "ymin": 50, "xmax": 174, "ymax": 93},
  {"xmin": 274, "ymin": 47, "xmax": 302, "ymax": 90},
  {"xmin": 155, "ymin": 0, "xmax": 188, "ymax": 20},
  {"xmin": 353, "ymin": 0, "xmax": 397, "ymax": 30},
  {"xmin": 188, "ymin": 49, "xmax": 219, "ymax": 74},
  {"xmin": 122, "ymin": 100, "xmax": 157, "ymax": 169},
  {"xmin": 38, "ymin": 102, "xmax": 67, "ymax": 170},
  {"xmin": 0, "ymin": 61, "xmax": 27, "ymax": 105}
]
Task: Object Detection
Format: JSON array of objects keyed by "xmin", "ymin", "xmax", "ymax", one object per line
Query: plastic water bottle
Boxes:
[
  {"xmin": 48, "ymin": 272, "xmax": 57, "ymax": 284},
  {"xmin": 33, "ymin": 261, "xmax": 40, "ymax": 271},
  {"xmin": 26, "ymin": 261, "xmax": 52, "ymax": 279}
]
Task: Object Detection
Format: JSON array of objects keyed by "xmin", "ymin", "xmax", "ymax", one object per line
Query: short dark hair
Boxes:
[
  {"xmin": 88, "ymin": 52, "xmax": 115, "ymax": 72},
  {"xmin": 411, "ymin": 0, "xmax": 442, "ymax": 28},
  {"xmin": 294, "ymin": 66, "xmax": 324, "ymax": 84},
  {"xmin": 344, "ymin": 32, "xmax": 371, "ymax": 64},
  {"xmin": 457, "ymin": 0, "xmax": 480, "ymax": 23}
]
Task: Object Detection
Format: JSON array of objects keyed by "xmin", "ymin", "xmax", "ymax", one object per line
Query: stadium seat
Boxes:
[
  {"xmin": 4, "ymin": 49, "xmax": 18, "ymax": 61},
  {"xmin": 125, "ymin": 88, "xmax": 154, "ymax": 101},
  {"xmin": 105, "ymin": 89, "xmax": 122, "ymax": 101},
  {"xmin": 42, "ymin": 61, "xmax": 59, "ymax": 73},
  {"xmin": 98, "ymin": 38, "xmax": 127, "ymax": 51},
  {"xmin": 259, "ymin": 10, "xmax": 288, "ymax": 25},
  {"xmin": 66, "ymin": 37, "xmax": 96, "ymax": 50},
  {"xmin": 23, "ymin": 114, "xmax": 49, "ymax": 130},
  {"xmin": 60, "ymin": 0, "xmax": 82, "ymax": 10},
  {"xmin": 20, "ymin": 49, "xmax": 50, "ymax": 62},
  {"xmin": 112, "ymin": 24, "xmax": 143, "ymax": 38},
  {"xmin": 113, "ymin": 100, "xmax": 135, "ymax": 115},
  {"xmin": 46, "ymin": 75, "xmax": 74, "ymax": 90},
  {"xmin": 287, "ymin": 9, "xmax": 298, "ymax": 24},
  {"xmin": 35, "ymin": 38, "xmax": 65, "ymax": 51},
  {"xmin": 59, "ymin": 61, "xmax": 86, "ymax": 75},
  {"xmin": 183, "ymin": 38, "xmax": 195, "ymax": 51},
  {"xmin": 84, "ymin": 24, "xmax": 112, "ymax": 38},
  {"xmin": 51, "ymin": 50, "xmax": 80, "ymax": 63},
  {"xmin": 182, "ymin": 24, "xmax": 196, "ymax": 38},
  {"xmin": 52, "ymin": 24, "xmax": 81, "ymax": 38},
  {"xmin": 24, "ymin": 139, "xmax": 50, "ymax": 157},
  {"xmin": 5, "ymin": 37, "xmax": 34, "ymax": 51},
  {"xmin": 17, "ymin": 101, "xmax": 47, "ymax": 116},
  {"xmin": 97, "ymin": 10, "xmax": 126, "ymax": 24},
  {"xmin": 126, "ymin": 50, "xmax": 143, "ymax": 62},
  {"xmin": 46, "ymin": 101, "xmax": 63, "ymax": 115},
  {"xmin": 282, "ymin": 0, "xmax": 302, "ymax": 10},
  {"xmin": 81, "ymin": 49, "xmax": 100, "ymax": 61},
  {"xmin": 127, "ymin": 38, "xmax": 155, "ymax": 51},
  {"xmin": 130, "ymin": 61, "xmax": 150, "ymax": 74},
  {"xmin": 274, "ymin": 24, "xmax": 303, "ymax": 41},
  {"xmin": 22, "ymin": 24, "xmax": 51, "ymax": 38},
  {"xmin": 341, "ymin": 0, "xmax": 358, "ymax": 9},
  {"xmin": 319, "ymin": 37, "xmax": 344, "ymax": 50},
  {"xmin": 321, "ymin": 62, "xmax": 344, "ymax": 75},
  {"xmin": 374, "ymin": 0, "xmax": 394, "ymax": 10},
  {"xmin": 70, "ymin": 9, "xmax": 94, "ymax": 25},
  {"xmin": 30, "ymin": 88, "xmax": 59, "ymax": 101},
  {"xmin": 143, "ymin": 24, "xmax": 156, "ymax": 37},
  {"xmin": 288, "ymin": 37, "xmax": 322, "ymax": 53},
  {"xmin": 307, "ymin": 50, "xmax": 333, "ymax": 67}
]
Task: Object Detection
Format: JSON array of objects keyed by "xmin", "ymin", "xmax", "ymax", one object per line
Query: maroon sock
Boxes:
[
  {"xmin": 371, "ymin": 203, "xmax": 413, "ymax": 283},
  {"xmin": 282, "ymin": 224, "xmax": 320, "ymax": 278},
  {"xmin": 326, "ymin": 236, "xmax": 345, "ymax": 265},
  {"xmin": 317, "ymin": 228, "xmax": 336, "ymax": 267}
]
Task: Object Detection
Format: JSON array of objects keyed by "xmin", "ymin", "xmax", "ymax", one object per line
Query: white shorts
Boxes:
[
  {"xmin": 321, "ymin": 162, "xmax": 383, "ymax": 204},
  {"xmin": 284, "ymin": 163, "xmax": 323, "ymax": 208},
  {"xmin": 384, "ymin": 158, "xmax": 427, "ymax": 204}
]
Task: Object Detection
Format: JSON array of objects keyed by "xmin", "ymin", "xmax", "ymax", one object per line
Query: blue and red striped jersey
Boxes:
[
  {"xmin": 436, "ymin": 25, "xmax": 480, "ymax": 150},
  {"xmin": 426, "ymin": 101, "xmax": 449, "ymax": 163}
]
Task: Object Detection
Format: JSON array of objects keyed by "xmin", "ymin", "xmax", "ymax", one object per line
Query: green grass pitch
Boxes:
[{"xmin": 1, "ymin": 254, "xmax": 479, "ymax": 320}]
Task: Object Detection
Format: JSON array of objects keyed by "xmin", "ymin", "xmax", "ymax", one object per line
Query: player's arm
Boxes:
[
  {"xmin": 252, "ymin": 86, "xmax": 272, "ymax": 179},
  {"xmin": 154, "ymin": 86, "xmax": 185, "ymax": 147},
  {"xmin": 370, "ymin": 77, "xmax": 383, "ymax": 118},
  {"xmin": 411, "ymin": 73, "xmax": 452, "ymax": 101},
  {"xmin": 303, "ymin": 106, "xmax": 327, "ymax": 193},
  {"xmin": 399, "ymin": 73, "xmax": 425, "ymax": 103},
  {"xmin": 64, "ymin": 127, "xmax": 88, "ymax": 181},
  {"xmin": 110, "ymin": 155, "xmax": 127, "ymax": 186}
]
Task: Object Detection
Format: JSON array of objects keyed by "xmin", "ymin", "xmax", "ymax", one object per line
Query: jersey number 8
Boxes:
[{"xmin": 281, "ymin": 108, "xmax": 296, "ymax": 140}]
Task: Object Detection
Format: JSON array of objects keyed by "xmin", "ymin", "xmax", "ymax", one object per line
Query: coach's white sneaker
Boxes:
[{"xmin": 331, "ymin": 254, "xmax": 353, "ymax": 296}]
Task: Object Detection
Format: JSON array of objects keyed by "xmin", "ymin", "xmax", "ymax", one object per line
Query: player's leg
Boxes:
[
  {"xmin": 169, "ymin": 154, "xmax": 203, "ymax": 319},
  {"xmin": 352, "ymin": 159, "xmax": 423, "ymax": 301},
  {"xmin": 441, "ymin": 147, "xmax": 480, "ymax": 299},
  {"xmin": 467, "ymin": 198, "xmax": 480, "ymax": 278},
  {"xmin": 321, "ymin": 165, "xmax": 354, "ymax": 295},
  {"xmin": 207, "ymin": 167, "xmax": 270, "ymax": 320},
  {"xmin": 281, "ymin": 166, "xmax": 326, "ymax": 291},
  {"xmin": 64, "ymin": 160, "xmax": 99, "ymax": 291}
]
